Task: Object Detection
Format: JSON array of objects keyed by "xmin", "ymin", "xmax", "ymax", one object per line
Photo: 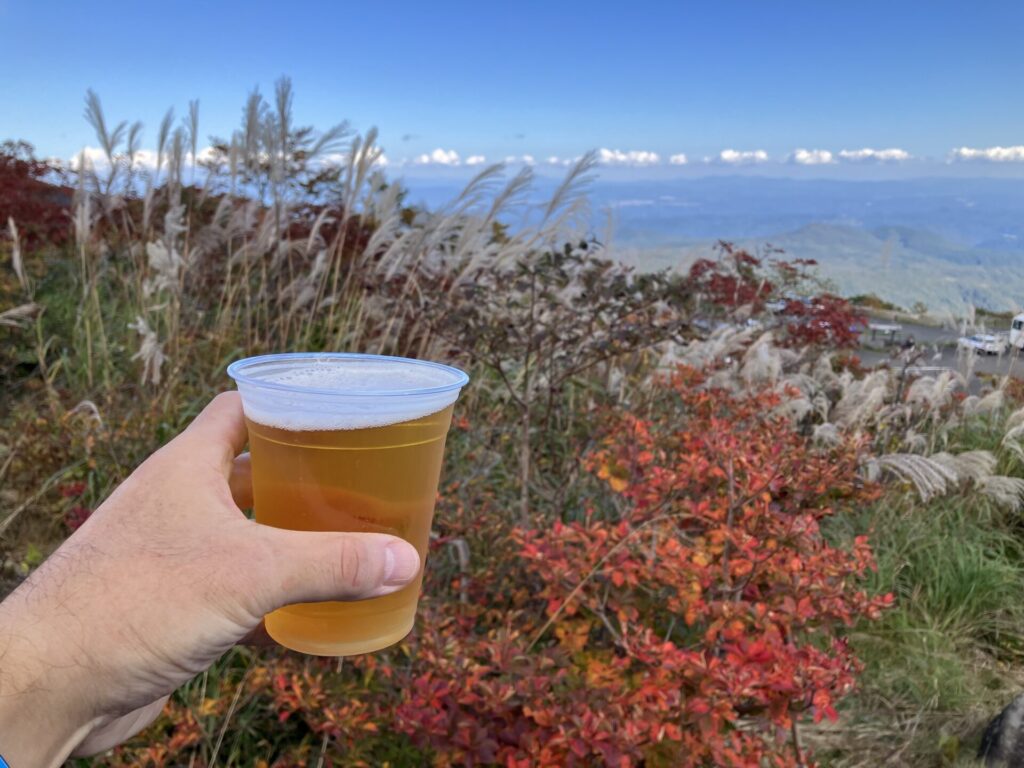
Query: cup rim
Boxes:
[{"xmin": 226, "ymin": 352, "xmax": 469, "ymax": 398}]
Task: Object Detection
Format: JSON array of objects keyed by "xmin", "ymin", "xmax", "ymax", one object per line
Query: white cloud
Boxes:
[
  {"xmin": 669, "ymin": 153, "xmax": 688, "ymax": 165},
  {"xmin": 597, "ymin": 148, "xmax": 661, "ymax": 166},
  {"xmin": 70, "ymin": 145, "xmax": 225, "ymax": 172},
  {"xmin": 131, "ymin": 149, "xmax": 159, "ymax": 170},
  {"xmin": 716, "ymin": 149, "xmax": 769, "ymax": 165},
  {"xmin": 790, "ymin": 148, "xmax": 834, "ymax": 165},
  {"xmin": 69, "ymin": 146, "xmax": 112, "ymax": 171},
  {"xmin": 837, "ymin": 147, "xmax": 911, "ymax": 163},
  {"xmin": 415, "ymin": 148, "xmax": 461, "ymax": 165},
  {"xmin": 465, "ymin": 155, "xmax": 487, "ymax": 166},
  {"xmin": 950, "ymin": 145, "xmax": 1024, "ymax": 163},
  {"xmin": 319, "ymin": 150, "xmax": 388, "ymax": 167},
  {"xmin": 504, "ymin": 154, "xmax": 536, "ymax": 165},
  {"xmin": 71, "ymin": 144, "xmax": 392, "ymax": 177}
]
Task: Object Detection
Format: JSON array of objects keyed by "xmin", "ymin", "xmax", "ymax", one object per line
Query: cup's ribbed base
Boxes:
[{"xmin": 266, "ymin": 611, "xmax": 415, "ymax": 656}]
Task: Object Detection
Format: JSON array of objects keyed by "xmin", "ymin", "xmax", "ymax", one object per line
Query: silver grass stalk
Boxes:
[
  {"xmin": 905, "ymin": 370, "xmax": 966, "ymax": 414},
  {"xmin": 980, "ymin": 476, "xmax": 1024, "ymax": 511},
  {"xmin": 83, "ymin": 89, "xmax": 127, "ymax": 195},
  {"xmin": 929, "ymin": 450, "xmax": 997, "ymax": 485},
  {"xmin": 834, "ymin": 370, "xmax": 892, "ymax": 428},
  {"xmin": 901, "ymin": 429, "xmax": 929, "ymax": 454},
  {"xmin": 813, "ymin": 423, "xmax": 842, "ymax": 447},
  {"xmin": 128, "ymin": 315, "xmax": 167, "ymax": 386},
  {"xmin": 187, "ymin": 99, "xmax": 199, "ymax": 181},
  {"xmin": 0, "ymin": 303, "xmax": 41, "ymax": 328},
  {"xmin": 741, "ymin": 332, "xmax": 784, "ymax": 385},
  {"xmin": 867, "ymin": 453, "xmax": 959, "ymax": 502},
  {"xmin": 963, "ymin": 388, "xmax": 1005, "ymax": 417},
  {"xmin": 125, "ymin": 121, "xmax": 142, "ymax": 194},
  {"xmin": 6, "ymin": 217, "xmax": 27, "ymax": 293},
  {"xmin": 1001, "ymin": 423, "xmax": 1024, "ymax": 466},
  {"xmin": 1006, "ymin": 407, "xmax": 1024, "ymax": 432}
]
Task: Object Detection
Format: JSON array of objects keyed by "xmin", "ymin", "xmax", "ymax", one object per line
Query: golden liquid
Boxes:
[{"xmin": 246, "ymin": 405, "xmax": 453, "ymax": 655}]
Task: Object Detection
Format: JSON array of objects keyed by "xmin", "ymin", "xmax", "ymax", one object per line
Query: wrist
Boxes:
[
  {"xmin": 0, "ymin": 596, "xmax": 98, "ymax": 767},
  {"xmin": 0, "ymin": 688, "xmax": 94, "ymax": 768}
]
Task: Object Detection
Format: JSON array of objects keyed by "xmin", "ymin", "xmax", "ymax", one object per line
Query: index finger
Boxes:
[{"xmin": 178, "ymin": 391, "xmax": 249, "ymax": 476}]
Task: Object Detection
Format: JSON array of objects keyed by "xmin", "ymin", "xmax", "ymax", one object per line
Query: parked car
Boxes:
[{"xmin": 958, "ymin": 333, "xmax": 1009, "ymax": 355}]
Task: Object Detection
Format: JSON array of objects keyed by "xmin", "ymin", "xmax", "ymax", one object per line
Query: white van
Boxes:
[{"xmin": 1012, "ymin": 313, "xmax": 1024, "ymax": 350}]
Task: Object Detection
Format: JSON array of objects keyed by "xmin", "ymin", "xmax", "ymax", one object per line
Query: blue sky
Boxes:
[{"xmin": 3, "ymin": 0, "xmax": 1024, "ymax": 178}]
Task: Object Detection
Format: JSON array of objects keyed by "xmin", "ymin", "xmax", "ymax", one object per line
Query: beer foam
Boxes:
[
  {"xmin": 228, "ymin": 354, "xmax": 468, "ymax": 431},
  {"xmin": 266, "ymin": 362, "xmax": 452, "ymax": 393}
]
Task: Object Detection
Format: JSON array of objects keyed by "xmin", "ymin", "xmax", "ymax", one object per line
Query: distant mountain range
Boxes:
[
  {"xmin": 617, "ymin": 222, "xmax": 1024, "ymax": 314},
  {"xmin": 404, "ymin": 175, "xmax": 1024, "ymax": 313}
]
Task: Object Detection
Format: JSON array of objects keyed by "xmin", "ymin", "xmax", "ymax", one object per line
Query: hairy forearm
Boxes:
[{"xmin": 0, "ymin": 590, "xmax": 97, "ymax": 767}]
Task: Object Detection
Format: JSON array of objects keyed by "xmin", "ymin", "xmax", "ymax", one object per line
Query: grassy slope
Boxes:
[{"xmin": 819, "ymin": 413, "xmax": 1024, "ymax": 766}]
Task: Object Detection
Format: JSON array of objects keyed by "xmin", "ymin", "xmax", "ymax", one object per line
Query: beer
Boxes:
[{"xmin": 228, "ymin": 354, "xmax": 468, "ymax": 656}]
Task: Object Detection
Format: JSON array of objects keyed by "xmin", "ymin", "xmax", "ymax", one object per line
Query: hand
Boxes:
[{"xmin": 0, "ymin": 392, "xmax": 421, "ymax": 766}]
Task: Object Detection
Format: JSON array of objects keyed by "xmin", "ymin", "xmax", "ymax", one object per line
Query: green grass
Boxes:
[{"xmin": 823, "ymin": 475, "xmax": 1024, "ymax": 763}]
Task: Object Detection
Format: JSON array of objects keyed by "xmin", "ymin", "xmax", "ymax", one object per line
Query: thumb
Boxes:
[{"xmin": 247, "ymin": 526, "xmax": 421, "ymax": 614}]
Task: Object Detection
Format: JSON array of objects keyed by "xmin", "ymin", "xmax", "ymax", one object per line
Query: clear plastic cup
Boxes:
[{"xmin": 227, "ymin": 352, "xmax": 469, "ymax": 655}]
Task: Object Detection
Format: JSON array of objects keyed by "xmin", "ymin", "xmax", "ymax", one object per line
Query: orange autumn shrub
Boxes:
[{"xmin": 391, "ymin": 367, "xmax": 891, "ymax": 767}]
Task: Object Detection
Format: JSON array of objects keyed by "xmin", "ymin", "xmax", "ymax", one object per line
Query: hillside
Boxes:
[
  {"xmin": 401, "ymin": 175, "xmax": 1024, "ymax": 313},
  {"xmin": 745, "ymin": 223, "xmax": 1024, "ymax": 312},
  {"xmin": 617, "ymin": 222, "xmax": 1024, "ymax": 314}
]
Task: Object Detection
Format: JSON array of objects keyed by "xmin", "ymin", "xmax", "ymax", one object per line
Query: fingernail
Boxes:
[{"xmin": 384, "ymin": 540, "xmax": 420, "ymax": 586}]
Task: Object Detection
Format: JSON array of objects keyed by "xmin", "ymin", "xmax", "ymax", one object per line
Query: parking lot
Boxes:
[{"xmin": 857, "ymin": 318, "xmax": 1024, "ymax": 389}]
